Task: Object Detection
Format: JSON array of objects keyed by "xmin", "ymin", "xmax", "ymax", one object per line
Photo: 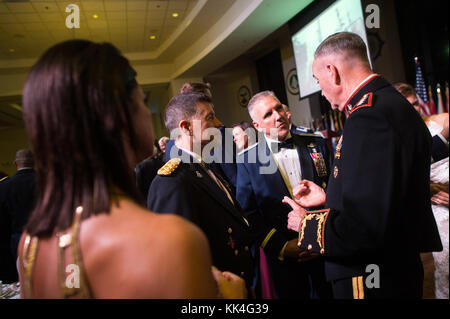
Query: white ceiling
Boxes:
[
  {"xmin": 0, "ymin": 0, "xmax": 313, "ymax": 127},
  {"xmin": 0, "ymin": 0, "xmax": 199, "ymax": 59}
]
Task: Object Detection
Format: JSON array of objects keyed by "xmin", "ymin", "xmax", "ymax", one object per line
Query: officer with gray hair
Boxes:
[{"xmin": 285, "ymin": 32, "xmax": 442, "ymax": 299}]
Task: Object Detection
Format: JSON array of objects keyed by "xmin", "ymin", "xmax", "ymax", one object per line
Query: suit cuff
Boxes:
[
  {"xmin": 298, "ymin": 209, "xmax": 330, "ymax": 255},
  {"xmin": 437, "ymin": 132, "xmax": 448, "ymax": 144}
]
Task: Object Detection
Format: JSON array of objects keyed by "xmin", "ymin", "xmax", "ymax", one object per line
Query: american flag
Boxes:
[
  {"xmin": 414, "ymin": 57, "xmax": 431, "ymax": 116},
  {"xmin": 428, "ymin": 85, "xmax": 437, "ymax": 115},
  {"xmin": 437, "ymin": 84, "xmax": 444, "ymax": 114}
]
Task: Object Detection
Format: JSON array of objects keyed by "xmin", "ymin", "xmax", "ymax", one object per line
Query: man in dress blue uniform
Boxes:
[
  {"xmin": 147, "ymin": 93, "xmax": 256, "ymax": 294},
  {"xmin": 286, "ymin": 32, "xmax": 442, "ymax": 299},
  {"xmin": 236, "ymin": 91, "xmax": 332, "ymax": 299}
]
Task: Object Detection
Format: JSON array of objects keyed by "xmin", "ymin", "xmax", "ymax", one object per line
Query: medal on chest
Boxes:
[{"xmin": 308, "ymin": 146, "xmax": 328, "ymax": 178}]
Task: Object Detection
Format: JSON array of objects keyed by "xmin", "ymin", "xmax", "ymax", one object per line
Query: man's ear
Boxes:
[
  {"xmin": 252, "ymin": 121, "xmax": 261, "ymax": 132},
  {"xmin": 326, "ymin": 64, "xmax": 341, "ymax": 86},
  {"xmin": 179, "ymin": 120, "xmax": 192, "ymax": 136}
]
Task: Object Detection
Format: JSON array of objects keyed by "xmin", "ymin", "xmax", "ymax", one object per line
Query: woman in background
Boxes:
[{"xmin": 18, "ymin": 40, "xmax": 246, "ymax": 299}]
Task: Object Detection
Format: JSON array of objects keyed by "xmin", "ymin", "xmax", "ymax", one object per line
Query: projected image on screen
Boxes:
[{"xmin": 292, "ymin": 0, "xmax": 370, "ymax": 98}]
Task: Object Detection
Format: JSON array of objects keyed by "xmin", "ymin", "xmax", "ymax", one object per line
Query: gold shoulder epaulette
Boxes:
[{"xmin": 157, "ymin": 158, "xmax": 181, "ymax": 176}]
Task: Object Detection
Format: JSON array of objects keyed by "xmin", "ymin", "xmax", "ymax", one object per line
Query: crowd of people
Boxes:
[{"xmin": 0, "ymin": 32, "xmax": 448, "ymax": 299}]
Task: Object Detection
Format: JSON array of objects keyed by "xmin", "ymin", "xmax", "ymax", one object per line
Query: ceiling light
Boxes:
[
  {"xmin": 172, "ymin": 12, "xmax": 179, "ymax": 18},
  {"xmin": 149, "ymin": 35, "xmax": 157, "ymax": 40},
  {"xmin": 92, "ymin": 14, "xmax": 99, "ymax": 19},
  {"xmin": 9, "ymin": 49, "xmax": 15, "ymax": 53}
]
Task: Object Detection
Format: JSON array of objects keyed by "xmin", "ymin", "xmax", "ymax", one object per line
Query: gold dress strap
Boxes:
[
  {"xmin": 56, "ymin": 206, "xmax": 92, "ymax": 298},
  {"xmin": 22, "ymin": 234, "xmax": 39, "ymax": 299}
]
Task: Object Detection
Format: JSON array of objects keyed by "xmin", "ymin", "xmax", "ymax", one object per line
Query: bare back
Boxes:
[{"xmin": 18, "ymin": 198, "xmax": 218, "ymax": 298}]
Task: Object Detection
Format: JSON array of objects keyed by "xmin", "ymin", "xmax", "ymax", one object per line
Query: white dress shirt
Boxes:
[{"xmin": 265, "ymin": 133, "xmax": 302, "ymax": 197}]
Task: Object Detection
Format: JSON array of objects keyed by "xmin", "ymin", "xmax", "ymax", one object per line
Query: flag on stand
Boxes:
[
  {"xmin": 436, "ymin": 84, "xmax": 444, "ymax": 114},
  {"xmin": 428, "ymin": 85, "xmax": 437, "ymax": 115},
  {"xmin": 414, "ymin": 57, "xmax": 431, "ymax": 116}
]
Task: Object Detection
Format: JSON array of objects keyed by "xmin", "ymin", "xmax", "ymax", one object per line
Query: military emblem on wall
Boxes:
[
  {"xmin": 238, "ymin": 85, "xmax": 251, "ymax": 107},
  {"xmin": 286, "ymin": 68, "xmax": 299, "ymax": 95}
]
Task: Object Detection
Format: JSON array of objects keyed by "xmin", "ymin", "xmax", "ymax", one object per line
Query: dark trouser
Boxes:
[
  {"xmin": 267, "ymin": 256, "xmax": 332, "ymax": 299},
  {"xmin": 331, "ymin": 258, "xmax": 424, "ymax": 299}
]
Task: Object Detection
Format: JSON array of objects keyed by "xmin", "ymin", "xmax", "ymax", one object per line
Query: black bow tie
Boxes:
[{"xmin": 271, "ymin": 137, "xmax": 294, "ymax": 152}]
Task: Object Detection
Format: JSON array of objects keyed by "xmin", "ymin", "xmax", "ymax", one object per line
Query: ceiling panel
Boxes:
[
  {"xmin": 31, "ymin": 2, "xmax": 60, "ymax": 13},
  {"xmin": 5, "ymin": 2, "xmax": 35, "ymax": 13},
  {"xmin": 127, "ymin": 0, "xmax": 148, "ymax": 11},
  {"xmin": 80, "ymin": 1, "xmax": 104, "ymax": 12},
  {"xmin": 0, "ymin": 0, "xmax": 201, "ymax": 59}
]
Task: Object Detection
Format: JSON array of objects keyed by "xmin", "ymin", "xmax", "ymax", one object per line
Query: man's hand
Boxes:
[
  {"xmin": 283, "ymin": 196, "xmax": 306, "ymax": 232},
  {"xmin": 282, "ymin": 238, "xmax": 302, "ymax": 258},
  {"xmin": 432, "ymin": 191, "xmax": 449, "ymax": 207},
  {"xmin": 211, "ymin": 266, "xmax": 247, "ymax": 299},
  {"xmin": 297, "ymin": 251, "xmax": 320, "ymax": 263},
  {"xmin": 292, "ymin": 180, "xmax": 326, "ymax": 208},
  {"xmin": 282, "ymin": 239, "xmax": 320, "ymax": 263}
]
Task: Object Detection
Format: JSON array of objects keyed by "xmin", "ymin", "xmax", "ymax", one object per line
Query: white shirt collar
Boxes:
[
  {"xmin": 265, "ymin": 131, "xmax": 292, "ymax": 144},
  {"xmin": 177, "ymin": 146, "xmax": 202, "ymax": 163}
]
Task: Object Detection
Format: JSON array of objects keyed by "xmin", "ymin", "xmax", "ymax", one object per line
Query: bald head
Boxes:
[{"xmin": 15, "ymin": 149, "xmax": 34, "ymax": 168}]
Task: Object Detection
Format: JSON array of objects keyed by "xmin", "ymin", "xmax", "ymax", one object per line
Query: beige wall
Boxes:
[
  {"xmin": 0, "ymin": 127, "xmax": 32, "ymax": 176},
  {"xmin": 206, "ymin": 59, "xmax": 256, "ymax": 127}
]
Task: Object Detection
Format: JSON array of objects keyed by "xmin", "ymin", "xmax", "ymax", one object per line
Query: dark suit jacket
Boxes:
[
  {"xmin": 147, "ymin": 148, "xmax": 255, "ymax": 287},
  {"xmin": 3, "ymin": 168, "xmax": 36, "ymax": 234},
  {"xmin": 135, "ymin": 153, "xmax": 164, "ymax": 200},
  {"xmin": 0, "ymin": 177, "xmax": 18, "ymax": 283},
  {"xmin": 298, "ymin": 76, "xmax": 442, "ymax": 297},
  {"xmin": 431, "ymin": 134, "xmax": 449, "ymax": 162}
]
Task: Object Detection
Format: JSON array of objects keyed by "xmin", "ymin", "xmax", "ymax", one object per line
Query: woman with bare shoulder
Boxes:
[{"xmin": 17, "ymin": 40, "xmax": 246, "ymax": 299}]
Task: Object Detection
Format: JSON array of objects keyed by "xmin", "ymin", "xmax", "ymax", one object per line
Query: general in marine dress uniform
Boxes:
[
  {"xmin": 147, "ymin": 146, "xmax": 256, "ymax": 292},
  {"xmin": 236, "ymin": 129, "xmax": 332, "ymax": 299},
  {"xmin": 296, "ymin": 74, "xmax": 443, "ymax": 298}
]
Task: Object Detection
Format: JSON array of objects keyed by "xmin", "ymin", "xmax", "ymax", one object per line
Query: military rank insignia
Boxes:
[
  {"xmin": 157, "ymin": 158, "xmax": 181, "ymax": 176},
  {"xmin": 310, "ymin": 152, "xmax": 328, "ymax": 178}
]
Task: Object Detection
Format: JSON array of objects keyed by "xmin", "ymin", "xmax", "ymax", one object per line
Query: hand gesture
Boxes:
[
  {"xmin": 432, "ymin": 191, "xmax": 449, "ymax": 207},
  {"xmin": 292, "ymin": 180, "xmax": 326, "ymax": 208},
  {"xmin": 282, "ymin": 196, "xmax": 306, "ymax": 232},
  {"xmin": 211, "ymin": 266, "xmax": 247, "ymax": 299}
]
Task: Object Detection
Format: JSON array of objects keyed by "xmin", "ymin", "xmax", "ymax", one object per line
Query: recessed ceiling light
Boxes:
[
  {"xmin": 172, "ymin": 12, "xmax": 179, "ymax": 18},
  {"xmin": 9, "ymin": 49, "xmax": 15, "ymax": 53},
  {"xmin": 92, "ymin": 14, "xmax": 99, "ymax": 19},
  {"xmin": 149, "ymin": 35, "xmax": 157, "ymax": 40}
]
